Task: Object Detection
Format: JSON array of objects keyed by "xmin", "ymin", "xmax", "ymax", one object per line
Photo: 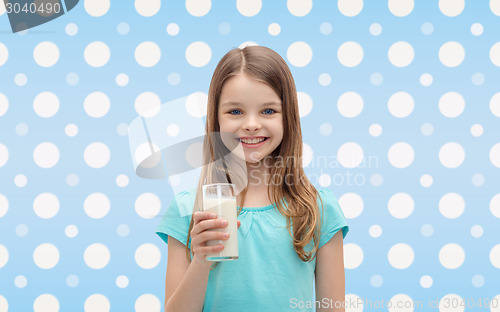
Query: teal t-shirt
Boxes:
[{"xmin": 156, "ymin": 188, "xmax": 349, "ymax": 312}]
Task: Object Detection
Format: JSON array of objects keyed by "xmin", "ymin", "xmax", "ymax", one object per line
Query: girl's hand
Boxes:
[{"xmin": 190, "ymin": 211, "xmax": 241, "ymax": 268}]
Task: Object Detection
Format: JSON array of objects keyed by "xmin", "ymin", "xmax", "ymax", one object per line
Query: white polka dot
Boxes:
[
  {"xmin": 337, "ymin": 142, "xmax": 364, "ymax": 168},
  {"xmin": 15, "ymin": 73, "xmax": 28, "ymax": 86},
  {"xmin": 471, "ymin": 23, "xmax": 484, "ymax": 36},
  {"xmin": 439, "ymin": 142, "xmax": 465, "ymax": 168},
  {"xmin": 490, "ymin": 143, "xmax": 500, "ymax": 168},
  {"xmin": 0, "ymin": 143, "xmax": 8, "ymax": 168},
  {"xmin": 369, "ymin": 225, "xmax": 382, "ymax": 238},
  {"xmin": 490, "ymin": 194, "xmax": 500, "ymax": 218},
  {"xmin": 185, "ymin": 0, "xmax": 211, "ymax": 16},
  {"xmin": 369, "ymin": 23, "xmax": 382, "ymax": 36},
  {"xmin": 490, "ymin": 93, "xmax": 500, "ymax": 117},
  {"xmin": 369, "ymin": 124, "xmax": 382, "ymax": 137},
  {"xmin": 439, "ymin": 0, "xmax": 464, "ymax": 17},
  {"xmin": 84, "ymin": 41, "xmax": 110, "ymax": 68},
  {"xmin": 389, "ymin": 0, "xmax": 414, "ymax": 17},
  {"xmin": 0, "ymin": 43, "xmax": 8, "ymax": 66},
  {"xmin": 33, "ymin": 92, "xmax": 59, "ymax": 118},
  {"xmin": 302, "ymin": 143, "xmax": 313, "ymax": 167},
  {"xmin": 15, "ymin": 174, "xmax": 27, "ymax": 187},
  {"xmin": 185, "ymin": 92, "xmax": 208, "ymax": 118},
  {"xmin": 135, "ymin": 243, "xmax": 161, "ymax": 269},
  {"xmin": 239, "ymin": 41, "xmax": 258, "ymax": 49},
  {"xmin": 65, "ymin": 225, "xmax": 78, "ymax": 238},
  {"xmin": 337, "ymin": 92, "xmax": 363, "ymax": 118},
  {"xmin": 471, "ymin": 225, "xmax": 483, "ymax": 238},
  {"xmin": 439, "ymin": 193, "xmax": 465, "ymax": 219},
  {"xmin": 135, "ymin": 294, "xmax": 162, "ymax": 312},
  {"xmin": 135, "ymin": 193, "xmax": 161, "ymax": 219},
  {"xmin": 135, "ymin": 92, "xmax": 161, "ymax": 118},
  {"xmin": 84, "ymin": 142, "xmax": 111, "ymax": 168},
  {"xmin": 33, "ymin": 193, "xmax": 59, "ymax": 219},
  {"xmin": 166, "ymin": 23, "xmax": 179, "ymax": 36},
  {"xmin": 84, "ymin": 244, "xmax": 110, "ymax": 269},
  {"xmin": 344, "ymin": 243, "xmax": 363, "ymax": 269},
  {"xmin": 84, "ymin": 0, "xmax": 110, "ymax": 17},
  {"xmin": 388, "ymin": 294, "xmax": 414, "ymax": 312},
  {"xmin": 135, "ymin": 0, "xmax": 160, "ymax": 17},
  {"xmin": 388, "ymin": 92, "xmax": 414, "ymax": 118},
  {"xmin": 420, "ymin": 174, "xmax": 433, "ymax": 187},
  {"xmin": 0, "ymin": 244, "xmax": 8, "ymax": 268},
  {"xmin": 388, "ymin": 142, "xmax": 414, "ymax": 168},
  {"xmin": 185, "ymin": 142, "xmax": 203, "ymax": 169},
  {"xmin": 420, "ymin": 275, "xmax": 433, "ymax": 288},
  {"xmin": 65, "ymin": 23, "xmax": 78, "ymax": 36},
  {"xmin": 297, "ymin": 92, "xmax": 313, "ymax": 117},
  {"xmin": 489, "ymin": 244, "xmax": 500, "ymax": 269},
  {"xmin": 135, "ymin": 41, "xmax": 161, "ymax": 67},
  {"xmin": 338, "ymin": 193, "xmax": 363, "ymax": 219},
  {"xmin": 388, "ymin": 193, "xmax": 414, "ymax": 219},
  {"xmin": 318, "ymin": 73, "xmax": 331, "ymax": 86},
  {"xmin": 388, "ymin": 41, "xmax": 414, "ymax": 67},
  {"xmin": 0, "ymin": 194, "xmax": 9, "ymax": 218},
  {"xmin": 116, "ymin": 275, "xmax": 129, "ymax": 288},
  {"xmin": 0, "ymin": 93, "xmax": 8, "ymax": 117},
  {"xmin": 439, "ymin": 243, "xmax": 465, "ymax": 269},
  {"xmin": 84, "ymin": 193, "xmax": 111, "ymax": 219},
  {"xmin": 338, "ymin": 0, "xmax": 363, "ymax": 17},
  {"xmin": 15, "ymin": 275, "xmax": 27, "ymax": 288},
  {"xmin": 116, "ymin": 73, "xmax": 129, "ymax": 86},
  {"xmin": 492, "ymin": 0, "xmax": 500, "ymax": 16},
  {"xmin": 439, "ymin": 92, "xmax": 465, "ymax": 117},
  {"xmin": 471, "ymin": 124, "xmax": 483, "ymax": 137},
  {"xmin": 439, "ymin": 294, "xmax": 465, "ymax": 312},
  {"xmin": 33, "ymin": 294, "xmax": 59, "ymax": 312},
  {"xmin": 65, "ymin": 124, "xmax": 78, "ymax": 137},
  {"xmin": 268, "ymin": 23, "xmax": 281, "ymax": 36},
  {"xmin": 439, "ymin": 41, "xmax": 465, "ymax": 67},
  {"xmin": 287, "ymin": 0, "xmax": 312, "ymax": 16},
  {"xmin": 318, "ymin": 174, "xmax": 331, "ymax": 187},
  {"xmin": 491, "ymin": 43, "xmax": 500, "ymax": 67},
  {"xmin": 84, "ymin": 92, "xmax": 110, "ymax": 118},
  {"xmin": 388, "ymin": 243, "xmax": 414, "ymax": 269},
  {"xmin": 166, "ymin": 124, "xmax": 180, "ymax": 137},
  {"xmin": 337, "ymin": 41, "xmax": 363, "ymax": 67},
  {"xmin": 33, "ymin": 243, "xmax": 60, "ymax": 269},
  {"xmin": 135, "ymin": 142, "xmax": 161, "ymax": 169},
  {"xmin": 420, "ymin": 73, "xmax": 433, "ymax": 86},
  {"xmin": 84, "ymin": 294, "xmax": 110, "ymax": 312},
  {"xmin": 33, "ymin": 142, "xmax": 60, "ymax": 168},
  {"xmin": 116, "ymin": 174, "xmax": 129, "ymax": 187},
  {"xmin": 33, "ymin": 42, "xmax": 59, "ymax": 68},
  {"xmin": 237, "ymin": 0, "xmax": 262, "ymax": 16},
  {"xmin": 185, "ymin": 41, "xmax": 212, "ymax": 67},
  {"xmin": 287, "ymin": 41, "xmax": 313, "ymax": 67}
]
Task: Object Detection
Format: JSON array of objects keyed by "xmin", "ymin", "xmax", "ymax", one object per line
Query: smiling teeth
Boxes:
[{"xmin": 240, "ymin": 138, "xmax": 266, "ymax": 144}]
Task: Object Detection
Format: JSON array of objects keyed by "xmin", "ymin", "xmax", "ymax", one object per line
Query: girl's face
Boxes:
[{"xmin": 218, "ymin": 73, "xmax": 284, "ymax": 164}]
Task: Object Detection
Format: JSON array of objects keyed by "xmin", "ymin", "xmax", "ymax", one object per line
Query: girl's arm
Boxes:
[
  {"xmin": 164, "ymin": 236, "xmax": 211, "ymax": 312},
  {"xmin": 315, "ymin": 229, "xmax": 345, "ymax": 312}
]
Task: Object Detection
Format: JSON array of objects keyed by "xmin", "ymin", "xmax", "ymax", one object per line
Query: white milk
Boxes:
[{"xmin": 203, "ymin": 197, "xmax": 239, "ymax": 260}]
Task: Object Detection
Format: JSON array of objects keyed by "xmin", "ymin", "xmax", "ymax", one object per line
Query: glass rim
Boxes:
[{"xmin": 202, "ymin": 183, "xmax": 235, "ymax": 189}]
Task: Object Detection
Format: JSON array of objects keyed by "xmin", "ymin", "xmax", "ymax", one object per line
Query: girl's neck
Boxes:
[{"xmin": 246, "ymin": 160, "xmax": 270, "ymax": 188}]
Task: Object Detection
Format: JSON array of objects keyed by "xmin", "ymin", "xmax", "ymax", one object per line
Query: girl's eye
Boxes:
[
  {"xmin": 229, "ymin": 109, "xmax": 242, "ymax": 115},
  {"xmin": 263, "ymin": 108, "xmax": 275, "ymax": 115}
]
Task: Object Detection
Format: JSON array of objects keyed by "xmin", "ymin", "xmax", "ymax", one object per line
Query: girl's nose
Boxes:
[{"xmin": 243, "ymin": 115, "xmax": 261, "ymax": 132}]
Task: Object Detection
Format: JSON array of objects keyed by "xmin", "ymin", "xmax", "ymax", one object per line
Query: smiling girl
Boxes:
[{"xmin": 157, "ymin": 46, "xmax": 349, "ymax": 312}]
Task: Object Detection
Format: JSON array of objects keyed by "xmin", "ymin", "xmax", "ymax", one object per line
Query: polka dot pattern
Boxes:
[{"xmin": 0, "ymin": 2, "xmax": 499, "ymax": 310}]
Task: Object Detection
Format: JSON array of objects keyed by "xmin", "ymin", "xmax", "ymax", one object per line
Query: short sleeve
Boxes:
[
  {"xmin": 317, "ymin": 188, "xmax": 349, "ymax": 249},
  {"xmin": 156, "ymin": 189, "xmax": 196, "ymax": 248}
]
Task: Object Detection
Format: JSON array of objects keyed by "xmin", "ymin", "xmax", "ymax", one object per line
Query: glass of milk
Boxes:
[{"xmin": 202, "ymin": 183, "xmax": 239, "ymax": 261}]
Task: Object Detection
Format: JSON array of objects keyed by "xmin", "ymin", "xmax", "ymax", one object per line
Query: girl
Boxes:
[{"xmin": 156, "ymin": 46, "xmax": 349, "ymax": 312}]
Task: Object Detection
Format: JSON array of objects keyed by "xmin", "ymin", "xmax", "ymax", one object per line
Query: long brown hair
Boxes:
[{"xmin": 185, "ymin": 46, "xmax": 323, "ymax": 270}]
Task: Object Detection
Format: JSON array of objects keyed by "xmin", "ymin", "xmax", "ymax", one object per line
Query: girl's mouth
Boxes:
[{"xmin": 236, "ymin": 137, "xmax": 269, "ymax": 147}]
